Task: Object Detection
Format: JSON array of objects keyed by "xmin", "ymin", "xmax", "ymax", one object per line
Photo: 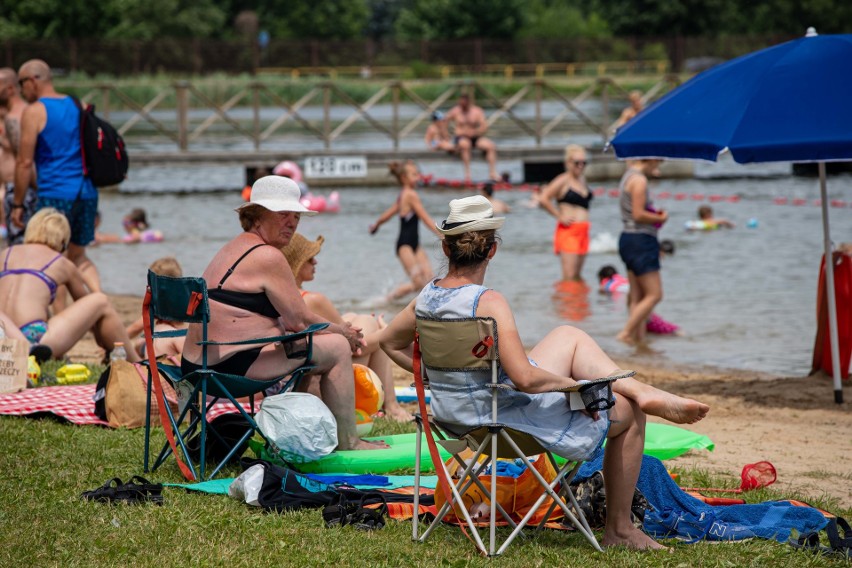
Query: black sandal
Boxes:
[
  {"xmin": 322, "ymin": 492, "xmax": 357, "ymax": 528},
  {"xmin": 115, "ymin": 475, "xmax": 164, "ymax": 505},
  {"xmin": 350, "ymin": 492, "xmax": 388, "ymax": 531},
  {"xmin": 81, "ymin": 478, "xmax": 123, "ymax": 503}
]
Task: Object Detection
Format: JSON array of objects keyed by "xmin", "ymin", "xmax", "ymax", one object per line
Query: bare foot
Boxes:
[
  {"xmin": 602, "ymin": 526, "xmax": 670, "ymax": 551},
  {"xmin": 616, "ymin": 331, "xmax": 636, "ymax": 345},
  {"xmin": 635, "ymin": 389, "xmax": 709, "ymax": 425},
  {"xmin": 348, "ymin": 438, "xmax": 391, "ymax": 451},
  {"xmin": 384, "ymin": 405, "xmax": 414, "ymax": 423}
]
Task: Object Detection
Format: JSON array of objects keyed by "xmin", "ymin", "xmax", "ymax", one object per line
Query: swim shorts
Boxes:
[
  {"xmin": 618, "ymin": 232, "xmax": 661, "ymax": 276},
  {"xmin": 4, "ymin": 183, "xmax": 38, "ymax": 246},
  {"xmin": 554, "ymin": 221, "xmax": 590, "ymax": 255},
  {"xmin": 38, "ymin": 195, "xmax": 99, "ymax": 246},
  {"xmin": 20, "ymin": 320, "xmax": 48, "ymax": 344}
]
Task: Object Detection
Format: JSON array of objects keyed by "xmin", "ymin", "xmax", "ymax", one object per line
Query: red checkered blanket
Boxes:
[{"xmin": 0, "ymin": 384, "xmax": 239, "ymax": 427}]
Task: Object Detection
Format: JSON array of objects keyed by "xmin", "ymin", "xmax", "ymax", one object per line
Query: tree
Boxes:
[
  {"xmin": 396, "ymin": 0, "xmax": 526, "ymax": 39},
  {"xmin": 254, "ymin": 0, "xmax": 369, "ymax": 40},
  {"xmin": 590, "ymin": 0, "xmax": 734, "ymax": 36},
  {"xmin": 104, "ymin": 0, "xmax": 227, "ymax": 40},
  {"xmin": 518, "ymin": 0, "xmax": 611, "ymax": 39}
]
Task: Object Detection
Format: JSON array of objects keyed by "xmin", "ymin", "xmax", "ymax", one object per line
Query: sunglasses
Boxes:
[
  {"xmin": 18, "ymin": 75, "xmax": 39, "ymax": 87},
  {"xmin": 571, "ymin": 160, "xmax": 588, "ymax": 167}
]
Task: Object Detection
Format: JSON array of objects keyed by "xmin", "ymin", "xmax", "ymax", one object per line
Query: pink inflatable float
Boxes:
[{"xmin": 272, "ymin": 161, "xmax": 341, "ymax": 213}]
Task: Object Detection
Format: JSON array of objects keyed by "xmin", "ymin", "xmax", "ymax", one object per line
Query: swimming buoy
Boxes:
[
  {"xmin": 684, "ymin": 220, "xmax": 715, "ymax": 231},
  {"xmin": 273, "ymin": 160, "xmax": 303, "ymax": 182}
]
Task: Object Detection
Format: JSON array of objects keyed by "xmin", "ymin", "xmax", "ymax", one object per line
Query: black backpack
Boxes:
[{"xmin": 71, "ymin": 96, "xmax": 129, "ymax": 187}]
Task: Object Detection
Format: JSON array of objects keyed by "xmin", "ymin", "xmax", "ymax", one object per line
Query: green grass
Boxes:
[{"xmin": 0, "ymin": 411, "xmax": 849, "ymax": 567}]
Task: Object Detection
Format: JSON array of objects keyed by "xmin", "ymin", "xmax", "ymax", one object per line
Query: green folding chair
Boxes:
[{"xmin": 142, "ymin": 270, "xmax": 327, "ymax": 481}]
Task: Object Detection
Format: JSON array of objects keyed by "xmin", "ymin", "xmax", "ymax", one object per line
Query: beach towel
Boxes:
[
  {"xmin": 575, "ymin": 454, "xmax": 828, "ymax": 543},
  {"xmin": 0, "ymin": 384, "xmax": 240, "ymax": 426}
]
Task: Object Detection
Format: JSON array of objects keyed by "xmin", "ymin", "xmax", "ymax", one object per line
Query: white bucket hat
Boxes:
[
  {"xmin": 237, "ymin": 175, "xmax": 317, "ymax": 216},
  {"xmin": 436, "ymin": 195, "xmax": 505, "ymax": 235}
]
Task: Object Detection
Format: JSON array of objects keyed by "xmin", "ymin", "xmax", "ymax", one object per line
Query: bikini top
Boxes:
[
  {"xmin": 0, "ymin": 246, "xmax": 62, "ymax": 303},
  {"xmin": 207, "ymin": 244, "xmax": 281, "ymax": 319},
  {"xmin": 557, "ymin": 187, "xmax": 593, "ymax": 209}
]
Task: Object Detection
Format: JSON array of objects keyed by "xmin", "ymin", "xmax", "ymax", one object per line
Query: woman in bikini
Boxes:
[
  {"xmin": 182, "ymin": 176, "xmax": 387, "ymax": 452},
  {"xmin": 540, "ymin": 145, "xmax": 593, "ymax": 281},
  {"xmin": 368, "ymin": 160, "xmax": 442, "ymax": 301},
  {"xmin": 0, "ymin": 208, "xmax": 139, "ymax": 362},
  {"xmin": 281, "ymin": 232, "xmax": 412, "ymax": 422}
]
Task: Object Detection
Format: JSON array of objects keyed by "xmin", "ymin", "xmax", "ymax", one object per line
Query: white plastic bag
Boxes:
[
  {"xmin": 228, "ymin": 464, "xmax": 266, "ymax": 506},
  {"xmin": 256, "ymin": 392, "xmax": 338, "ymax": 463}
]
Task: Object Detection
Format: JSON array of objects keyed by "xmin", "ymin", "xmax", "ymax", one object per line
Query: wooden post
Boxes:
[
  {"xmin": 600, "ymin": 81, "xmax": 610, "ymax": 140},
  {"xmin": 323, "ymin": 83, "xmax": 331, "ymax": 150},
  {"xmin": 535, "ymin": 80, "xmax": 542, "ymax": 146},
  {"xmin": 100, "ymin": 86, "xmax": 111, "ymax": 120},
  {"xmin": 252, "ymin": 83, "xmax": 260, "ymax": 150},
  {"xmin": 392, "ymin": 82, "xmax": 400, "ymax": 150},
  {"xmin": 175, "ymin": 81, "xmax": 189, "ymax": 151}
]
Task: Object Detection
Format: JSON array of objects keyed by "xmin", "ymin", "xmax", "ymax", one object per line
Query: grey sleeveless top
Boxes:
[{"xmin": 619, "ymin": 167, "xmax": 658, "ymax": 237}]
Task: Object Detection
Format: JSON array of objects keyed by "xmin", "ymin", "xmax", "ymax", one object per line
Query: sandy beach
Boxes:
[{"xmin": 69, "ymin": 294, "xmax": 852, "ymax": 510}]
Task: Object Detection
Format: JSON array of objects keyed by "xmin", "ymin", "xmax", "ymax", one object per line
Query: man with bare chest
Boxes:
[
  {"xmin": 0, "ymin": 68, "xmax": 36, "ymax": 244},
  {"xmin": 445, "ymin": 93, "xmax": 499, "ymax": 183}
]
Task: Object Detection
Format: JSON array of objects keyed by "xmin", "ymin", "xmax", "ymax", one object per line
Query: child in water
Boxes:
[
  {"xmin": 122, "ymin": 208, "xmax": 164, "ymax": 243},
  {"xmin": 598, "ymin": 264, "xmax": 681, "ymax": 335}
]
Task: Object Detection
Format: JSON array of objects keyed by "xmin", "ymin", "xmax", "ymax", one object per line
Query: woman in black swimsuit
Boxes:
[
  {"xmin": 181, "ymin": 176, "xmax": 388, "ymax": 452},
  {"xmin": 539, "ymin": 144, "xmax": 594, "ymax": 281},
  {"xmin": 368, "ymin": 161, "xmax": 442, "ymax": 301}
]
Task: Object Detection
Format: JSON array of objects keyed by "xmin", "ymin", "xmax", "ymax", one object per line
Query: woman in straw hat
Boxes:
[
  {"xmin": 379, "ymin": 195, "xmax": 709, "ymax": 550},
  {"xmin": 368, "ymin": 160, "xmax": 442, "ymax": 301},
  {"xmin": 281, "ymin": 232, "xmax": 413, "ymax": 422},
  {"xmin": 181, "ymin": 176, "xmax": 388, "ymax": 451}
]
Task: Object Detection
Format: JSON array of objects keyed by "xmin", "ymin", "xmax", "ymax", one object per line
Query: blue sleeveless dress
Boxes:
[{"xmin": 414, "ymin": 280, "xmax": 608, "ymax": 461}]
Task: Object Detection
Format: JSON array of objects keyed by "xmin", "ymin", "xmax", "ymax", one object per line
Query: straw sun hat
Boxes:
[
  {"xmin": 282, "ymin": 233, "xmax": 325, "ymax": 277},
  {"xmin": 436, "ymin": 195, "xmax": 505, "ymax": 235},
  {"xmin": 237, "ymin": 175, "xmax": 317, "ymax": 216}
]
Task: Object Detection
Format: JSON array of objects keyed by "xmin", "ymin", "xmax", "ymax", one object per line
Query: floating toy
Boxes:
[
  {"xmin": 300, "ymin": 190, "xmax": 340, "ymax": 213},
  {"xmin": 684, "ymin": 220, "xmax": 717, "ymax": 231},
  {"xmin": 122, "ymin": 229, "xmax": 164, "ymax": 243}
]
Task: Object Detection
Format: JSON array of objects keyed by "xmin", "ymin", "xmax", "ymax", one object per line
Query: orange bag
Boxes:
[{"xmin": 434, "ymin": 449, "xmax": 563, "ymax": 525}]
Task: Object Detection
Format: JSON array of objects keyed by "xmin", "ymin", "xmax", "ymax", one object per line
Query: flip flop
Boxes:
[
  {"xmin": 825, "ymin": 517, "xmax": 852, "ymax": 558},
  {"xmin": 322, "ymin": 492, "xmax": 357, "ymax": 528},
  {"xmin": 115, "ymin": 475, "xmax": 164, "ymax": 505},
  {"xmin": 789, "ymin": 532, "xmax": 834, "ymax": 557},
  {"xmin": 350, "ymin": 492, "xmax": 388, "ymax": 531},
  {"xmin": 81, "ymin": 477, "xmax": 123, "ymax": 503}
]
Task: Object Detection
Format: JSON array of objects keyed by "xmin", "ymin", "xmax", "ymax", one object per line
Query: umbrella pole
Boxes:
[{"xmin": 818, "ymin": 162, "xmax": 844, "ymax": 404}]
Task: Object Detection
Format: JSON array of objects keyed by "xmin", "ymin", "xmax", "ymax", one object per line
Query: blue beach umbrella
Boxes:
[{"xmin": 609, "ymin": 29, "xmax": 852, "ymax": 403}]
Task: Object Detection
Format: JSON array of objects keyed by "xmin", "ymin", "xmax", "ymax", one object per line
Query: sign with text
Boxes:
[
  {"xmin": 0, "ymin": 338, "xmax": 27, "ymax": 393},
  {"xmin": 304, "ymin": 156, "xmax": 368, "ymax": 178}
]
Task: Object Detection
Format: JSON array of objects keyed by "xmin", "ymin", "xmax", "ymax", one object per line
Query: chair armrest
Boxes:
[
  {"xmin": 151, "ymin": 329, "xmax": 187, "ymax": 339},
  {"xmin": 487, "ymin": 370, "xmax": 635, "ymax": 393},
  {"xmin": 198, "ymin": 323, "xmax": 329, "ymax": 347}
]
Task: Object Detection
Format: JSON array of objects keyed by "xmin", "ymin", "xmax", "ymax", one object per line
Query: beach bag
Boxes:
[
  {"xmin": 71, "ymin": 96, "xmax": 129, "ymax": 187},
  {"xmin": 0, "ymin": 337, "xmax": 28, "ymax": 393},
  {"xmin": 433, "ymin": 450, "xmax": 562, "ymax": 524},
  {"xmin": 97, "ymin": 358, "xmax": 179, "ymax": 428}
]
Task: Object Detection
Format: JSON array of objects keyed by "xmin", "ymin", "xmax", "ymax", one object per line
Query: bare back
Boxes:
[{"xmin": 0, "ymin": 243, "xmax": 77, "ymax": 324}]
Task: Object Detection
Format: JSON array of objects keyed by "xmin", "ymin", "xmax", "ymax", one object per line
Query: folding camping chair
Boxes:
[
  {"xmin": 411, "ymin": 315, "xmax": 621, "ymax": 557},
  {"xmin": 142, "ymin": 270, "xmax": 327, "ymax": 481}
]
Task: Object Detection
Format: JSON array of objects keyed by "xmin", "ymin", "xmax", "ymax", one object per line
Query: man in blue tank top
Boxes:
[{"xmin": 11, "ymin": 59, "xmax": 100, "ymax": 292}]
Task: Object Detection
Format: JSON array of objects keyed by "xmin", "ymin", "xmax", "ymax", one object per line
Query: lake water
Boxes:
[{"xmin": 90, "ymin": 155, "xmax": 852, "ymax": 377}]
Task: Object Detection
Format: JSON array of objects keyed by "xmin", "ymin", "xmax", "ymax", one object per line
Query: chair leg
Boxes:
[
  {"xmin": 412, "ymin": 418, "xmax": 422, "ymax": 541},
  {"xmin": 495, "ymin": 430, "xmax": 603, "ymax": 554}
]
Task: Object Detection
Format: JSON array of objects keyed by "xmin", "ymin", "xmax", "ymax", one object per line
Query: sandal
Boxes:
[
  {"xmin": 789, "ymin": 531, "xmax": 834, "ymax": 557},
  {"xmin": 114, "ymin": 475, "xmax": 164, "ymax": 505},
  {"xmin": 322, "ymin": 492, "xmax": 357, "ymax": 528},
  {"xmin": 81, "ymin": 478, "xmax": 123, "ymax": 503},
  {"xmin": 350, "ymin": 492, "xmax": 388, "ymax": 531}
]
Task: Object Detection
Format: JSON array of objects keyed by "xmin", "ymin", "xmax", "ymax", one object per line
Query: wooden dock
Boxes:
[{"xmin": 129, "ymin": 146, "xmax": 694, "ymax": 187}]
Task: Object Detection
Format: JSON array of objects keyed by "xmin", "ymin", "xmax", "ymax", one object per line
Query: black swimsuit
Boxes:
[
  {"xmin": 557, "ymin": 187, "xmax": 593, "ymax": 209},
  {"xmin": 182, "ymin": 244, "xmax": 279, "ymax": 377},
  {"xmin": 396, "ymin": 211, "xmax": 420, "ymax": 254}
]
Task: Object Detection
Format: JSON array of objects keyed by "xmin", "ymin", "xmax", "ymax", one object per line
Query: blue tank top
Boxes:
[{"xmin": 35, "ymin": 97, "xmax": 96, "ymax": 200}]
